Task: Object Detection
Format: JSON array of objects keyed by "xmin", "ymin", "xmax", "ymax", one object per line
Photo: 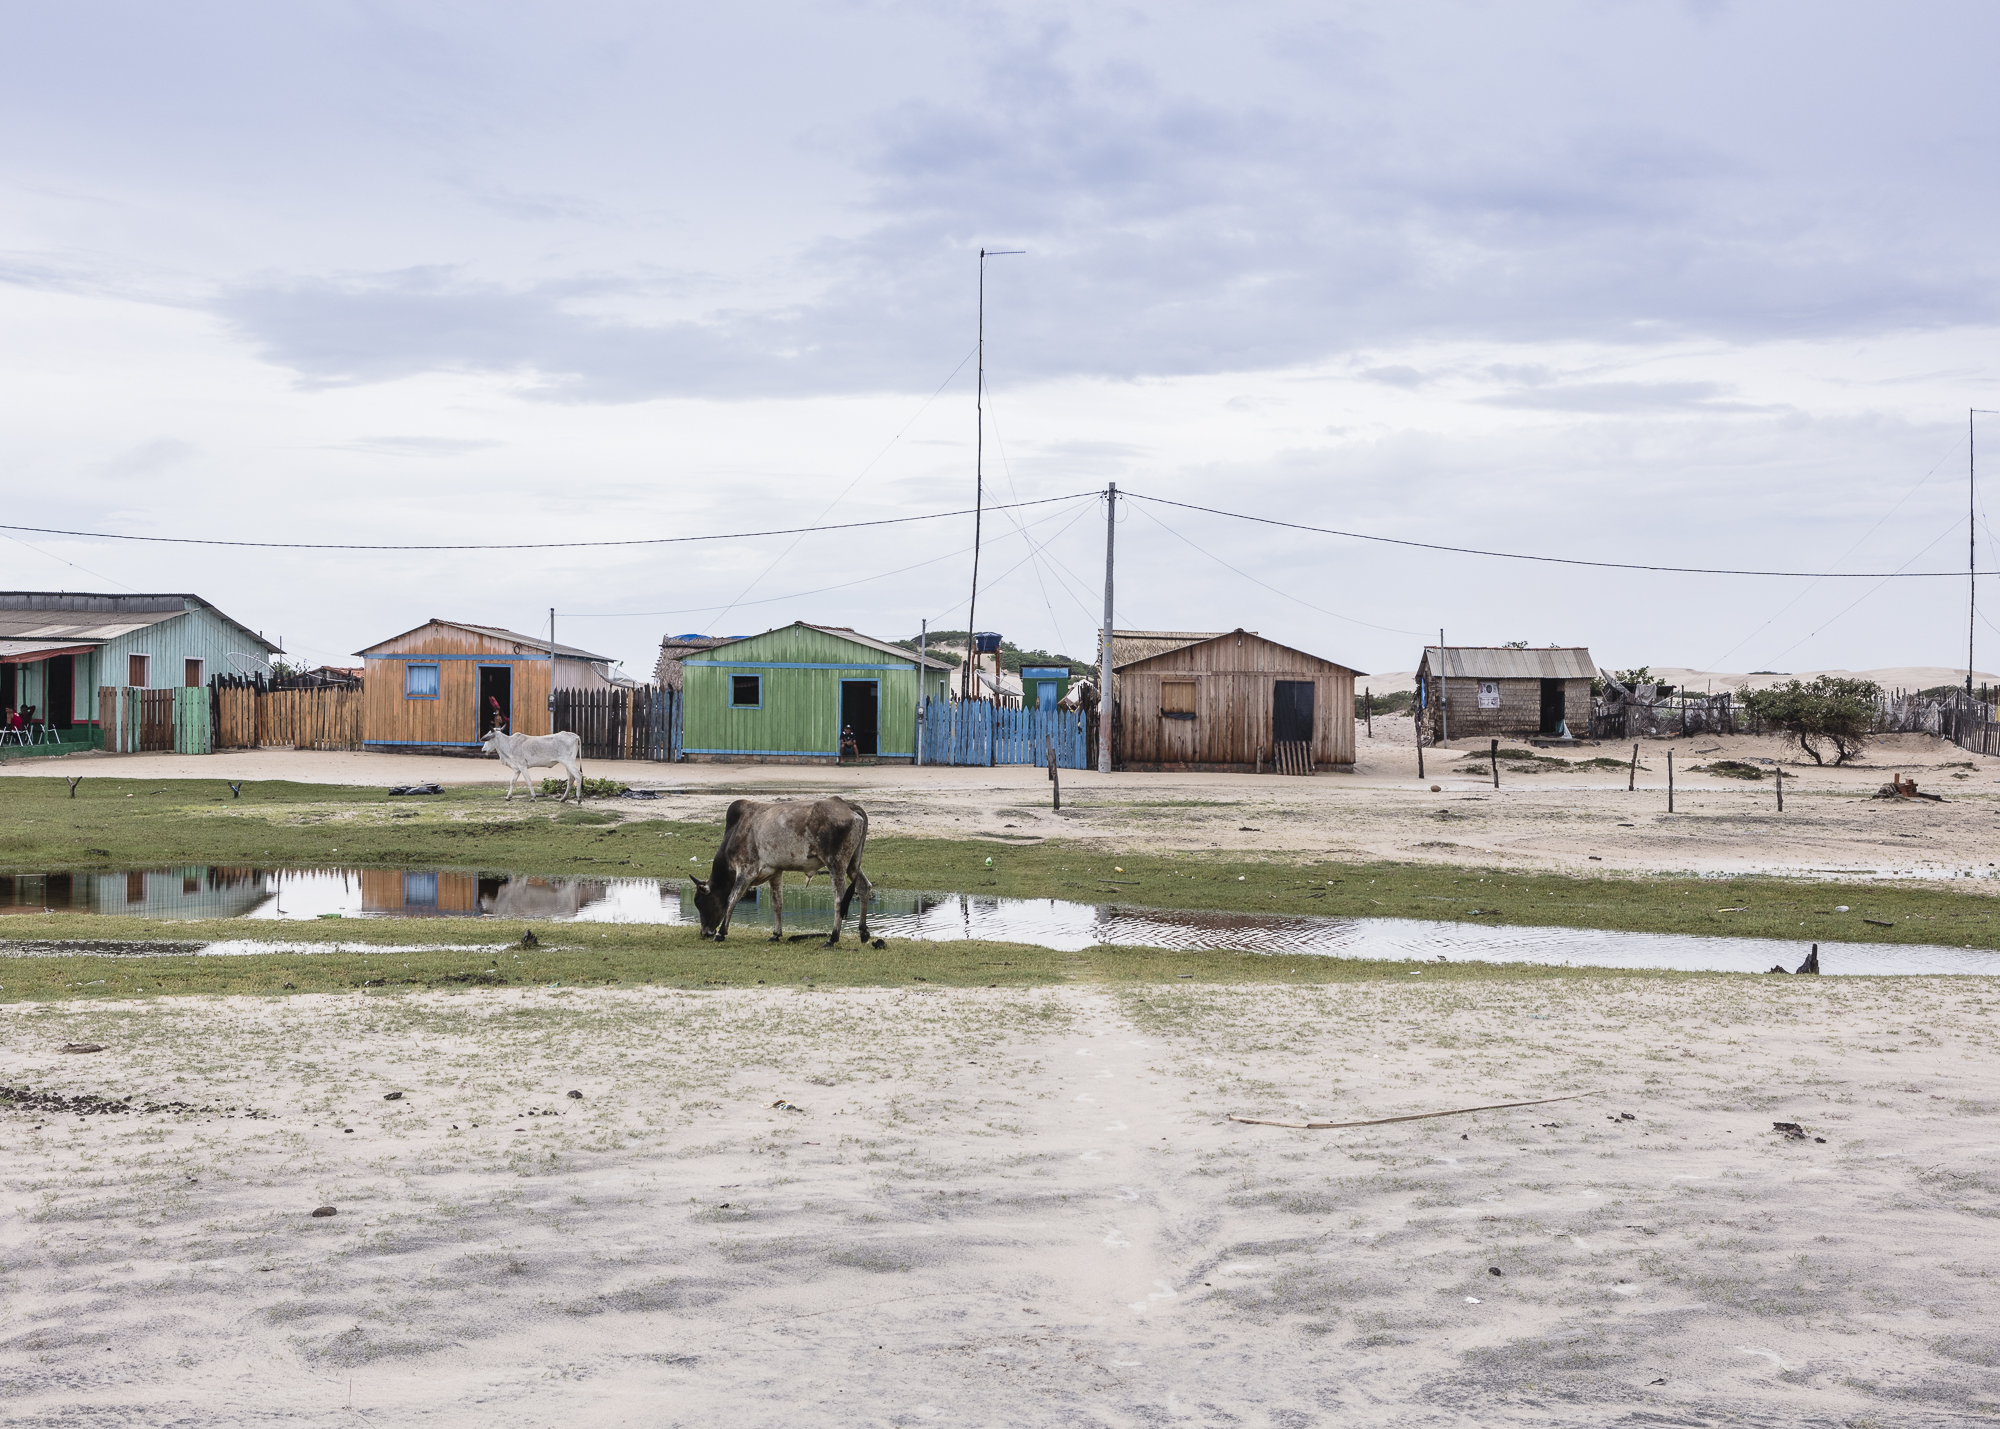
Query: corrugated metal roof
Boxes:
[
  {"xmin": 356, "ymin": 620, "xmax": 614, "ymax": 663},
  {"xmin": 1111, "ymin": 630, "xmax": 1232, "ymax": 668},
  {"xmin": 0, "ymin": 609, "xmax": 183, "ymax": 642},
  {"xmin": 1422, "ymin": 646, "xmax": 1597, "ymax": 680},
  {"xmin": 0, "ymin": 593, "xmax": 279, "ymax": 651},
  {"xmin": 799, "ymin": 623, "xmax": 953, "ymax": 671},
  {"xmin": 0, "ymin": 639, "xmax": 100, "ymax": 664}
]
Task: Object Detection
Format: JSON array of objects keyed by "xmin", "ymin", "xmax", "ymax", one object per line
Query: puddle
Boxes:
[{"xmin": 1, "ymin": 867, "xmax": 1994, "ymax": 976}]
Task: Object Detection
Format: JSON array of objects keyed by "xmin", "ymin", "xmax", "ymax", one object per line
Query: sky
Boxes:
[{"xmin": 3, "ymin": 0, "xmax": 1998, "ymax": 681}]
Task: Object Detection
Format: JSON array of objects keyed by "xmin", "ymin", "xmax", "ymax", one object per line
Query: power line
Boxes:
[
  {"xmin": 0, "ymin": 492, "xmax": 1094, "ymax": 552},
  {"xmin": 1128, "ymin": 501, "xmax": 1431, "ymax": 638},
  {"xmin": 554, "ymin": 497, "xmax": 1096, "ymax": 620},
  {"xmin": 1123, "ymin": 491, "xmax": 2000, "ymax": 578}
]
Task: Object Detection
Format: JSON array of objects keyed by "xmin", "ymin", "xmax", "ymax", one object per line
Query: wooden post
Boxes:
[
  {"xmin": 1667, "ymin": 749, "xmax": 1674, "ymax": 813},
  {"xmin": 1628, "ymin": 743, "xmax": 1637, "ymax": 792},
  {"xmin": 1049, "ymin": 738, "xmax": 1060, "ymax": 811},
  {"xmin": 1490, "ymin": 738, "xmax": 1500, "ymax": 788},
  {"xmin": 1416, "ymin": 732, "xmax": 1425, "ymax": 780},
  {"xmin": 1776, "ymin": 765, "xmax": 1784, "ymax": 813},
  {"xmin": 1365, "ymin": 688, "xmax": 1372, "ymax": 739},
  {"xmin": 1255, "ymin": 745, "xmax": 1262, "ymax": 775}
]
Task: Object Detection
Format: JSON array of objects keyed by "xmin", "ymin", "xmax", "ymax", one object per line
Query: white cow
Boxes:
[{"xmin": 481, "ymin": 728, "xmax": 585, "ymax": 803}]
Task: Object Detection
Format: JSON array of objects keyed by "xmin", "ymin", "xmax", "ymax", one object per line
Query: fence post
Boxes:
[
  {"xmin": 1667, "ymin": 749, "xmax": 1674, "ymax": 813},
  {"xmin": 1489, "ymin": 738, "xmax": 1499, "ymax": 788},
  {"xmin": 1776, "ymin": 765, "xmax": 1783, "ymax": 813}
]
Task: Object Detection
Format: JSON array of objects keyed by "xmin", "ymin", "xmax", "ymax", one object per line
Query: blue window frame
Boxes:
[
  {"xmin": 405, "ymin": 664, "xmax": 440, "ymax": 699},
  {"xmin": 402, "ymin": 872, "xmax": 438, "ymax": 907},
  {"xmin": 730, "ymin": 674, "xmax": 762, "ymax": 708}
]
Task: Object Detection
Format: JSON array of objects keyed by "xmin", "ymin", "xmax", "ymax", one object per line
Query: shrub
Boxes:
[
  {"xmin": 539, "ymin": 776, "xmax": 628, "ymax": 798},
  {"xmin": 1737, "ymin": 676, "xmax": 1880, "ymax": 765},
  {"xmin": 1357, "ymin": 689, "xmax": 1416, "ymax": 717}
]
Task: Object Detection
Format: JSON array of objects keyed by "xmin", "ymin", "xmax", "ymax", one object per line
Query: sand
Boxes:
[
  {"xmin": 1360, "ymin": 666, "xmax": 2000, "ymax": 698},
  {"xmin": 4, "ymin": 978, "xmax": 1998, "ymax": 1424},
  {"xmin": 14, "ymin": 722, "xmax": 1999, "ymax": 884}
]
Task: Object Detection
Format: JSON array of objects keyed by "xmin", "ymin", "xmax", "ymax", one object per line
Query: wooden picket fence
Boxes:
[
  {"xmin": 553, "ymin": 687, "xmax": 679, "ymax": 761},
  {"xmin": 918, "ymin": 700, "xmax": 1088, "ymax": 767},
  {"xmin": 1271, "ymin": 740, "xmax": 1314, "ymax": 775},
  {"xmin": 213, "ymin": 679, "xmax": 361, "ymax": 750}
]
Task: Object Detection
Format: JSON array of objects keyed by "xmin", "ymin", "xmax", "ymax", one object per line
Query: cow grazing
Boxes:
[
  {"xmin": 691, "ymin": 797, "xmax": 872, "ymax": 945},
  {"xmin": 480, "ymin": 728, "xmax": 585, "ymax": 803}
]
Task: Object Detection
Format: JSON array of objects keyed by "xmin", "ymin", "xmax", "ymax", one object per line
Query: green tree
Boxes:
[{"xmin": 1738, "ymin": 675, "xmax": 1881, "ymax": 765}]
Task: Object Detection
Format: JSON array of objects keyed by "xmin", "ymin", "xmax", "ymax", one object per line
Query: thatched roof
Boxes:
[{"xmin": 1110, "ymin": 629, "xmax": 1233, "ymax": 669}]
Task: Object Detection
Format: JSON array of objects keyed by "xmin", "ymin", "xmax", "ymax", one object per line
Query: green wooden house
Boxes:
[{"xmin": 679, "ymin": 622, "xmax": 952, "ymax": 764}]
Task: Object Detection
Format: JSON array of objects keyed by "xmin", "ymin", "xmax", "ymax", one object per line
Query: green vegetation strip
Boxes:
[
  {"xmin": 0, "ymin": 777, "xmax": 1995, "ymax": 977},
  {"xmin": 0, "ymin": 918, "xmax": 1714, "ymax": 1002}
]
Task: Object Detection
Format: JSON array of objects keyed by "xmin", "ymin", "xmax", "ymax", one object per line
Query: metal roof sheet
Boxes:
[
  {"xmin": 0, "ymin": 609, "xmax": 183, "ymax": 642},
  {"xmin": 356, "ymin": 620, "xmax": 614, "ymax": 663},
  {"xmin": 1423, "ymin": 646, "xmax": 1598, "ymax": 680}
]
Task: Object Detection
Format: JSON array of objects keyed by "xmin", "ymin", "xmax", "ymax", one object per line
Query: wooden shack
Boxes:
[
  {"xmin": 680, "ymin": 622, "xmax": 951, "ymax": 764},
  {"xmin": 356, "ymin": 620, "xmax": 616, "ymax": 752},
  {"xmin": 1112, "ymin": 628, "xmax": 1360, "ymax": 770},
  {"xmin": 1414, "ymin": 645, "xmax": 1597, "ymax": 743}
]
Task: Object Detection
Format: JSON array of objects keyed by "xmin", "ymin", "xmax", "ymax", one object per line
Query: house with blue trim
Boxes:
[
  {"xmin": 679, "ymin": 622, "xmax": 951, "ymax": 764},
  {"xmin": 356, "ymin": 619, "xmax": 615, "ymax": 752}
]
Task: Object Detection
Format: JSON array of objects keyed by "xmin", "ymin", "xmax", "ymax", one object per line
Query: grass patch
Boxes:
[
  {"xmin": 0, "ymin": 776, "xmax": 1995, "ymax": 966},
  {"xmin": 0, "ymin": 916, "xmax": 1734, "ymax": 1002},
  {"xmin": 1693, "ymin": 760, "xmax": 1767, "ymax": 780}
]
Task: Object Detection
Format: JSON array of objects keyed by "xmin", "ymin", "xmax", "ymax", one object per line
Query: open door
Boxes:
[
  {"xmin": 1539, "ymin": 678, "xmax": 1564, "ymax": 734},
  {"xmin": 46, "ymin": 655, "xmax": 74, "ymax": 729},
  {"xmin": 840, "ymin": 679, "xmax": 879, "ymax": 756},
  {"xmin": 478, "ymin": 665, "xmax": 512, "ymax": 733}
]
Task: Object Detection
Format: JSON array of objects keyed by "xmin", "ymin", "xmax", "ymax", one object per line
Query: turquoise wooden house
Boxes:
[
  {"xmin": 1019, "ymin": 665, "xmax": 1076, "ymax": 710},
  {"xmin": 679, "ymin": 622, "xmax": 952, "ymax": 764},
  {"xmin": 0, "ymin": 591, "xmax": 277, "ymax": 741}
]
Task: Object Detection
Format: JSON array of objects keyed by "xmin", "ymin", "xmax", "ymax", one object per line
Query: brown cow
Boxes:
[{"xmin": 690, "ymin": 797, "xmax": 873, "ymax": 945}]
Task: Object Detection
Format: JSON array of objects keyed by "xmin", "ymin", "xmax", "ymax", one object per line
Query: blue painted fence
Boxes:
[{"xmin": 918, "ymin": 700, "xmax": 1087, "ymax": 767}]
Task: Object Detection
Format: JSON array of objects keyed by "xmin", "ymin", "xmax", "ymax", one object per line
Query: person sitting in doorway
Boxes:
[{"xmin": 839, "ymin": 724, "xmax": 859, "ymax": 760}]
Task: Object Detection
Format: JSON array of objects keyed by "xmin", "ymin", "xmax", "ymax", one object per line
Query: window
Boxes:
[
  {"xmin": 127, "ymin": 654, "xmax": 150, "ymax": 688},
  {"xmin": 404, "ymin": 664, "xmax": 441, "ymax": 699},
  {"xmin": 402, "ymin": 872, "xmax": 438, "ymax": 907},
  {"xmin": 184, "ymin": 659, "xmax": 204, "ymax": 688},
  {"xmin": 1161, "ymin": 680, "xmax": 1197, "ymax": 719},
  {"xmin": 731, "ymin": 674, "xmax": 761, "ymax": 708}
]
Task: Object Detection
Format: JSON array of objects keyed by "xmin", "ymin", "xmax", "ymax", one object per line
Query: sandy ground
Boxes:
[
  {"xmin": 1360, "ymin": 666, "xmax": 2000, "ymax": 698},
  {"xmin": 14, "ymin": 722, "xmax": 2000, "ymax": 883},
  {"xmin": 3, "ymin": 978, "xmax": 1997, "ymax": 1426}
]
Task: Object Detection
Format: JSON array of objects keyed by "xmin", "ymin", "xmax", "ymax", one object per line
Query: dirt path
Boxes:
[
  {"xmin": 3, "ymin": 978, "xmax": 1993, "ymax": 1425},
  {"xmin": 10, "ymin": 722, "xmax": 2000, "ymax": 882}
]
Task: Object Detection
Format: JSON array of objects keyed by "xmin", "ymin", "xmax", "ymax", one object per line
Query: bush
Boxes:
[
  {"xmin": 1737, "ymin": 676, "xmax": 1880, "ymax": 766},
  {"xmin": 539, "ymin": 776, "xmax": 628, "ymax": 798},
  {"xmin": 1694, "ymin": 760, "xmax": 1766, "ymax": 780},
  {"xmin": 1357, "ymin": 689, "xmax": 1416, "ymax": 717}
]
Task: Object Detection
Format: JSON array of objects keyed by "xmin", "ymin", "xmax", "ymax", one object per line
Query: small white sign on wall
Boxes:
[{"xmin": 1477, "ymin": 680, "xmax": 1501, "ymax": 709}]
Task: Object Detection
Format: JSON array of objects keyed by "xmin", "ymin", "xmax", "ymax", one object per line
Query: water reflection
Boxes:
[{"xmin": 3, "ymin": 866, "xmax": 1998, "ymax": 977}]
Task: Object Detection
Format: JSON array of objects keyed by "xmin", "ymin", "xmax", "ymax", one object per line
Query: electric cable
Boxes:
[
  {"xmin": 0, "ymin": 491, "xmax": 1093, "ymax": 552},
  {"xmin": 1128, "ymin": 501, "xmax": 1431, "ymax": 638},
  {"xmin": 1122, "ymin": 491, "xmax": 2000, "ymax": 578}
]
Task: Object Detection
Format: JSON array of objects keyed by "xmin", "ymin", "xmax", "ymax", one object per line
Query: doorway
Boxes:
[
  {"xmin": 1539, "ymin": 678, "xmax": 1565, "ymax": 734},
  {"xmin": 840, "ymin": 679, "xmax": 879, "ymax": 757},
  {"xmin": 1272, "ymin": 680, "xmax": 1314, "ymax": 744},
  {"xmin": 46, "ymin": 655, "xmax": 74, "ymax": 729},
  {"xmin": 478, "ymin": 665, "xmax": 512, "ymax": 734}
]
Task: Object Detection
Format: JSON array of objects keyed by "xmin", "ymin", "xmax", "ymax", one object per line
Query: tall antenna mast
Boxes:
[
  {"xmin": 962, "ymin": 246, "xmax": 1022, "ymax": 699},
  {"xmin": 1974, "ymin": 408, "xmax": 1983, "ymax": 696}
]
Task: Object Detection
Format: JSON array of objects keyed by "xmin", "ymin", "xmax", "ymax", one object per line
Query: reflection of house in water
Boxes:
[
  {"xmin": 356, "ymin": 870, "xmax": 615, "ymax": 918},
  {"xmin": 478, "ymin": 877, "xmax": 611, "ymax": 919},
  {"xmin": 359, "ymin": 869, "xmax": 484, "ymax": 917},
  {"xmin": 0, "ymin": 867, "xmax": 276, "ymax": 920}
]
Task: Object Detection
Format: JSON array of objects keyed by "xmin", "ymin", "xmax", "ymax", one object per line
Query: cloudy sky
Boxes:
[{"xmin": 3, "ymin": 1, "xmax": 1997, "ymax": 680}]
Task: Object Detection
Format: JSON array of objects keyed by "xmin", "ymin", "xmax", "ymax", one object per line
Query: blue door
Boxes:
[{"xmin": 1037, "ymin": 683, "xmax": 1056, "ymax": 711}]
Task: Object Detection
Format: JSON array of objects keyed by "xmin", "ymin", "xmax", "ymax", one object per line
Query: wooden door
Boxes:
[{"xmin": 1160, "ymin": 679, "xmax": 1198, "ymax": 762}]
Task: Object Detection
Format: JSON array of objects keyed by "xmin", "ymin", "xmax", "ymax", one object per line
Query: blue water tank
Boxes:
[{"xmin": 973, "ymin": 632, "xmax": 1003, "ymax": 654}]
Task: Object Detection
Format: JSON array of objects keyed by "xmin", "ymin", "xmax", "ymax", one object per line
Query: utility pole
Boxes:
[
  {"xmin": 963, "ymin": 246, "xmax": 1023, "ymax": 700},
  {"xmin": 917, "ymin": 618, "xmax": 928, "ymax": 765},
  {"xmin": 548, "ymin": 606, "xmax": 557, "ymax": 727},
  {"xmin": 1099, "ymin": 482, "xmax": 1116, "ymax": 774},
  {"xmin": 1438, "ymin": 627, "xmax": 1449, "ymax": 747}
]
